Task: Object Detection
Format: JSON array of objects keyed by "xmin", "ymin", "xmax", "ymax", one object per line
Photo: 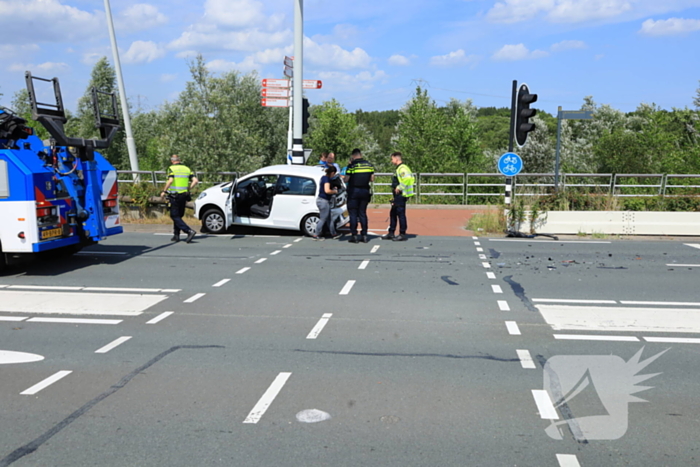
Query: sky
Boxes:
[{"xmin": 0, "ymin": 0, "xmax": 699, "ymax": 116}]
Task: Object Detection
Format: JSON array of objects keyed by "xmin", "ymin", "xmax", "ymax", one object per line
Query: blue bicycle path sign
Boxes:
[{"xmin": 498, "ymin": 152, "xmax": 523, "ymax": 176}]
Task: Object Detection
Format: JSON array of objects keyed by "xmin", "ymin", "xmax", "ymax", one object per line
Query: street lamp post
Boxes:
[{"xmin": 103, "ymin": 0, "xmax": 139, "ymax": 175}]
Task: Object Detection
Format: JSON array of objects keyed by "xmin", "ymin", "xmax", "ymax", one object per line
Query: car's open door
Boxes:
[{"xmin": 224, "ymin": 178, "xmax": 237, "ymax": 228}]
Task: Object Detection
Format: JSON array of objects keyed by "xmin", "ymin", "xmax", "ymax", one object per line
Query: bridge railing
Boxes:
[{"xmin": 116, "ymin": 171, "xmax": 700, "ymax": 204}]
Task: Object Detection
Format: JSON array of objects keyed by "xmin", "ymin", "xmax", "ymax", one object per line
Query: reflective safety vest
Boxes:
[
  {"xmin": 167, "ymin": 164, "xmax": 193, "ymax": 193},
  {"xmin": 396, "ymin": 163, "xmax": 415, "ymax": 197}
]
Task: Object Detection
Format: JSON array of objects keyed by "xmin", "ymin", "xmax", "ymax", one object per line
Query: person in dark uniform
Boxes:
[
  {"xmin": 343, "ymin": 148, "xmax": 375, "ymax": 243},
  {"xmin": 160, "ymin": 155, "xmax": 198, "ymax": 243}
]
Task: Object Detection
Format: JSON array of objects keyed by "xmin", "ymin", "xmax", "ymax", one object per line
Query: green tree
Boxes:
[
  {"xmin": 306, "ymin": 99, "xmax": 377, "ymax": 165},
  {"xmin": 154, "ymin": 54, "xmax": 287, "ymax": 176},
  {"xmin": 68, "ymin": 57, "xmax": 128, "ymax": 168},
  {"xmin": 394, "ymin": 86, "xmax": 447, "ymax": 173},
  {"xmin": 694, "ymin": 80, "xmax": 700, "ymax": 110},
  {"xmin": 10, "ymin": 89, "xmax": 49, "ymax": 140},
  {"xmin": 441, "ymin": 98, "xmax": 484, "ymax": 171}
]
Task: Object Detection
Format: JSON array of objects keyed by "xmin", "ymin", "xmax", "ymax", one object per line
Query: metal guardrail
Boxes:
[{"xmin": 116, "ymin": 171, "xmax": 700, "ymax": 204}]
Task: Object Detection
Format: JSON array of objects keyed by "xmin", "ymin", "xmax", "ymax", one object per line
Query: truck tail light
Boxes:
[{"xmin": 103, "ymin": 199, "xmax": 118, "ymax": 208}]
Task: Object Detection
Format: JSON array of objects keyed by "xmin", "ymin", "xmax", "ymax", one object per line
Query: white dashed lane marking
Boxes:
[
  {"xmin": 243, "ymin": 372, "xmax": 292, "ymax": 424},
  {"xmin": 532, "ymin": 390, "xmax": 559, "ymax": 420},
  {"xmin": 0, "ymin": 316, "xmax": 27, "ymax": 322},
  {"xmin": 505, "ymin": 321, "xmax": 521, "ymax": 335},
  {"xmin": 498, "ymin": 301, "xmax": 510, "ymax": 311},
  {"xmin": 236, "ymin": 267, "xmax": 251, "ymax": 274},
  {"xmin": 95, "ymin": 336, "xmax": 132, "ymax": 354},
  {"xmin": 21, "ymin": 371, "xmax": 72, "ymax": 395},
  {"xmin": 270, "ymin": 250, "xmax": 281, "ymax": 256},
  {"xmin": 283, "ymin": 244, "xmax": 292, "ymax": 249},
  {"xmin": 684, "ymin": 243, "xmax": 700, "ymax": 249},
  {"xmin": 255, "ymin": 258, "xmax": 267, "ymax": 264},
  {"xmin": 146, "ymin": 312, "xmax": 174, "ymax": 324},
  {"xmin": 358, "ymin": 260, "xmax": 370, "ymax": 270},
  {"xmin": 184, "ymin": 293, "xmax": 205, "ymax": 303},
  {"xmin": 371, "ymin": 245, "xmax": 380, "ymax": 254},
  {"xmin": 556, "ymin": 454, "xmax": 581, "ymax": 467},
  {"xmin": 212, "ymin": 279, "xmax": 231, "ymax": 288},
  {"xmin": 482, "ymin": 262, "xmax": 491, "ymax": 269},
  {"xmin": 479, "ymin": 254, "xmax": 487, "ymax": 260},
  {"xmin": 339, "ymin": 280, "xmax": 356, "ymax": 295},
  {"xmin": 644, "ymin": 337, "xmax": 700, "ymax": 344},
  {"xmin": 476, "ymin": 247, "xmax": 483, "ymax": 252},
  {"xmin": 27, "ymin": 318, "xmax": 122, "ymax": 325},
  {"xmin": 554, "ymin": 334, "xmax": 639, "ymax": 342},
  {"xmin": 666, "ymin": 264, "xmax": 700, "ymax": 267},
  {"xmin": 486, "ymin": 272, "xmax": 496, "ymax": 279},
  {"xmin": 306, "ymin": 314, "xmax": 333, "ymax": 339},
  {"xmin": 491, "ymin": 285, "xmax": 503, "ymax": 294},
  {"xmin": 294, "ymin": 238, "xmax": 303, "ymax": 243},
  {"xmin": 516, "ymin": 349, "xmax": 536, "ymax": 369}
]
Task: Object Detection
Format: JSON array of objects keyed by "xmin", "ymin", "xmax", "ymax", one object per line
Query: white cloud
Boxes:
[
  {"xmin": 304, "ymin": 38, "xmax": 372, "ymax": 70},
  {"xmin": 9, "ymin": 62, "xmax": 70, "ymax": 73},
  {"xmin": 0, "ymin": 44, "xmax": 39, "ymax": 59},
  {"xmin": 0, "ymin": 0, "xmax": 99, "ymax": 43},
  {"xmin": 203, "ymin": 0, "xmax": 269, "ymax": 29},
  {"xmin": 550, "ymin": 40, "xmax": 587, "ymax": 52},
  {"xmin": 169, "ymin": 0, "xmax": 287, "ymax": 54},
  {"xmin": 169, "ymin": 27, "xmax": 291, "ymax": 53},
  {"xmin": 316, "ymin": 70, "xmax": 388, "ymax": 89},
  {"xmin": 116, "ymin": 4, "xmax": 168, "ymax": 33},
  {"xmin": 160, "ymin": 74, "xmax": 177, "ymax": 83},
  {"xmin": 639, "ymin": 17, "xmax": 700, "ymax": 35},
  {"xmin": 388, "ymin": 54, "xmax": 411, "ymax": 66},
  {"xmin": 492, "ymin": 44, "xmax": 549, "ymax": 61},
  {"xmin": 486, "ymin": 0, "xmax": 688, "ymax": 24},
  {"xmin": 122, "ymin": 41, "xmax": 165, "ymax": 64},
  {"xmin": 429, "ymin": 49, "xmax": 480, "ymax": 67}
]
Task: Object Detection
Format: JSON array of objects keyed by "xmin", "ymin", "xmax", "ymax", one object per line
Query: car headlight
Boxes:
[{"xmin": 197, "ymin": 192, "xmax": 207, "ymax": 201}]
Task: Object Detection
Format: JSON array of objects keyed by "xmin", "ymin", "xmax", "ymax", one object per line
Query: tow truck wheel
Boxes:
[
  {"xmin": 202, "ymin": 208, "xmax": 226, "ymax": 234},
  {"xmin": 301, "ymin": 213, "xmax": 320, "ymax": 237}
]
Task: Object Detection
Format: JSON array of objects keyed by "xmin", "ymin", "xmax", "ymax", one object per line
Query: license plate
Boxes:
[{"xmin": 41, "ymin": 227, "xmax": 63, "ymax": 240}]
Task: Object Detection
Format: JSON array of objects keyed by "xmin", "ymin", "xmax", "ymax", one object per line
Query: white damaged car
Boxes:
[{"xmin": 194, "ymin": 165, "xmax": 349, "ymax": 236}]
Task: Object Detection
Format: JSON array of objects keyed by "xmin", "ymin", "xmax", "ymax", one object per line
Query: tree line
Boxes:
[{"xmin": 5, "ymin": 55, "xmax": 700, "ymax": 178}]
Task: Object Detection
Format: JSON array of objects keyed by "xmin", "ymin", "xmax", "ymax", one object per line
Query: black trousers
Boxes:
[
  {"xmin": 169, "ymin": 193, "xmax": 192, "ymax": 236},
  {"xmin": 347, "ymin": 188, "xmax": 371, "ymax": 236},
  {"xmin": 388, "ymin": 194, "xmax": 407, "ymax": 235}
]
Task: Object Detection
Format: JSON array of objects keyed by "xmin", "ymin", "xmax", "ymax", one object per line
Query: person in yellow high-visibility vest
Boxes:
[
  {"xmin": 382, "ymin": 152, "xmax": 414, "ymax": 241},
  {"xmin": 161, "ymin": 155, "xmax": 199, "ymax": 243}
]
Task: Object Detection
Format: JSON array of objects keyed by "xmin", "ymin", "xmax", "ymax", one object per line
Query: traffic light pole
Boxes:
[{"xmin": 291, "ymin": 0, "xmax": 304, "ymax": 165}]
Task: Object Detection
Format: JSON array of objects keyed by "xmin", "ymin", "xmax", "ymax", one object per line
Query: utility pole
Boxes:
[
  {"xmin": 290, "ymin": 0, "xmax": 304, "ymax": 165},
  {"xmin": 103, "ymin": 0, "xmax": 139, "ymax": 175}
]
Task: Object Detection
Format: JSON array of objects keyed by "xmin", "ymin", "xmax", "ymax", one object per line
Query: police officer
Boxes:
[
  {"xmin": 160, "ymin": 155, "xmax": 198, "ymax": 243},
  {"xmin": 343, "ymin": 148, "xmax": 375, "ymax": 243},
  {"xmin": 382, "ymin": 151, "xmax": 414, "ymax": 241}
]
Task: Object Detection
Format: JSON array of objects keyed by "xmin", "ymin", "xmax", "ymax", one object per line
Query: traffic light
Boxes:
[
  {"xmin": 301, "ymin": 98, "xmax": 310, "ymax": 134},
  {"xmin": 515, "ymin": 84, "xmax": 537, "ymax": 147}
]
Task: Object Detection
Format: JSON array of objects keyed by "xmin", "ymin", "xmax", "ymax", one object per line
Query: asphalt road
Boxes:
[{"xmin": 0, "ymin": 232, "xmax": 699, "ymax": 466}]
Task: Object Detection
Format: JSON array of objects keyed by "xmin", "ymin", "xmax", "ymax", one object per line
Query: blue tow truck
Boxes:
[{"xmin": 0, "ymin": 72, "xmax": 123, "ymax": 271}]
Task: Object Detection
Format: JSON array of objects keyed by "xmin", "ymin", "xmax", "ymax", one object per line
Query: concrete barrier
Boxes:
[{"xmin": 519, "ymin": 211, "xmax": 700, "ymax": 236}]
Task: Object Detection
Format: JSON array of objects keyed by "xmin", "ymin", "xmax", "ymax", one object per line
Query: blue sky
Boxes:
[{"xmin": 1, "ymin": 0, "xmax": 699, "ymax": 116}]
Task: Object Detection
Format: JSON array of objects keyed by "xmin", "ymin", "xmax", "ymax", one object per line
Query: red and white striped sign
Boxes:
[
  {"xmin": 262, "ymin": 88, "xmax": 290, "ymax": 98},
  {"xmin": 262, "ymin": 79, "xmax": 290, "ymax": 88},
  {"xmin": 303, "ymin": 80, "xmax": 322, "ymax": 89},
  {"xmin": 261, "ymin": 98, "xmax": 289, "ymax": 108}
]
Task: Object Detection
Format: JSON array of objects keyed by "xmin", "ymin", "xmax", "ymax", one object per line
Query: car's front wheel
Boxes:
[
  {"xmin": 301, "ymin": 213, "xmax": 320, "ymax": 237},
  {"xmin": 202, "ymin": 208, "xmax": 226, "ymax": 234}
]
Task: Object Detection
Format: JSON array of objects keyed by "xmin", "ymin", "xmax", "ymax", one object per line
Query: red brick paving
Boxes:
[{"xmin": 365, "ymin": 206, "xmax": 492, "ymax": 237}]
